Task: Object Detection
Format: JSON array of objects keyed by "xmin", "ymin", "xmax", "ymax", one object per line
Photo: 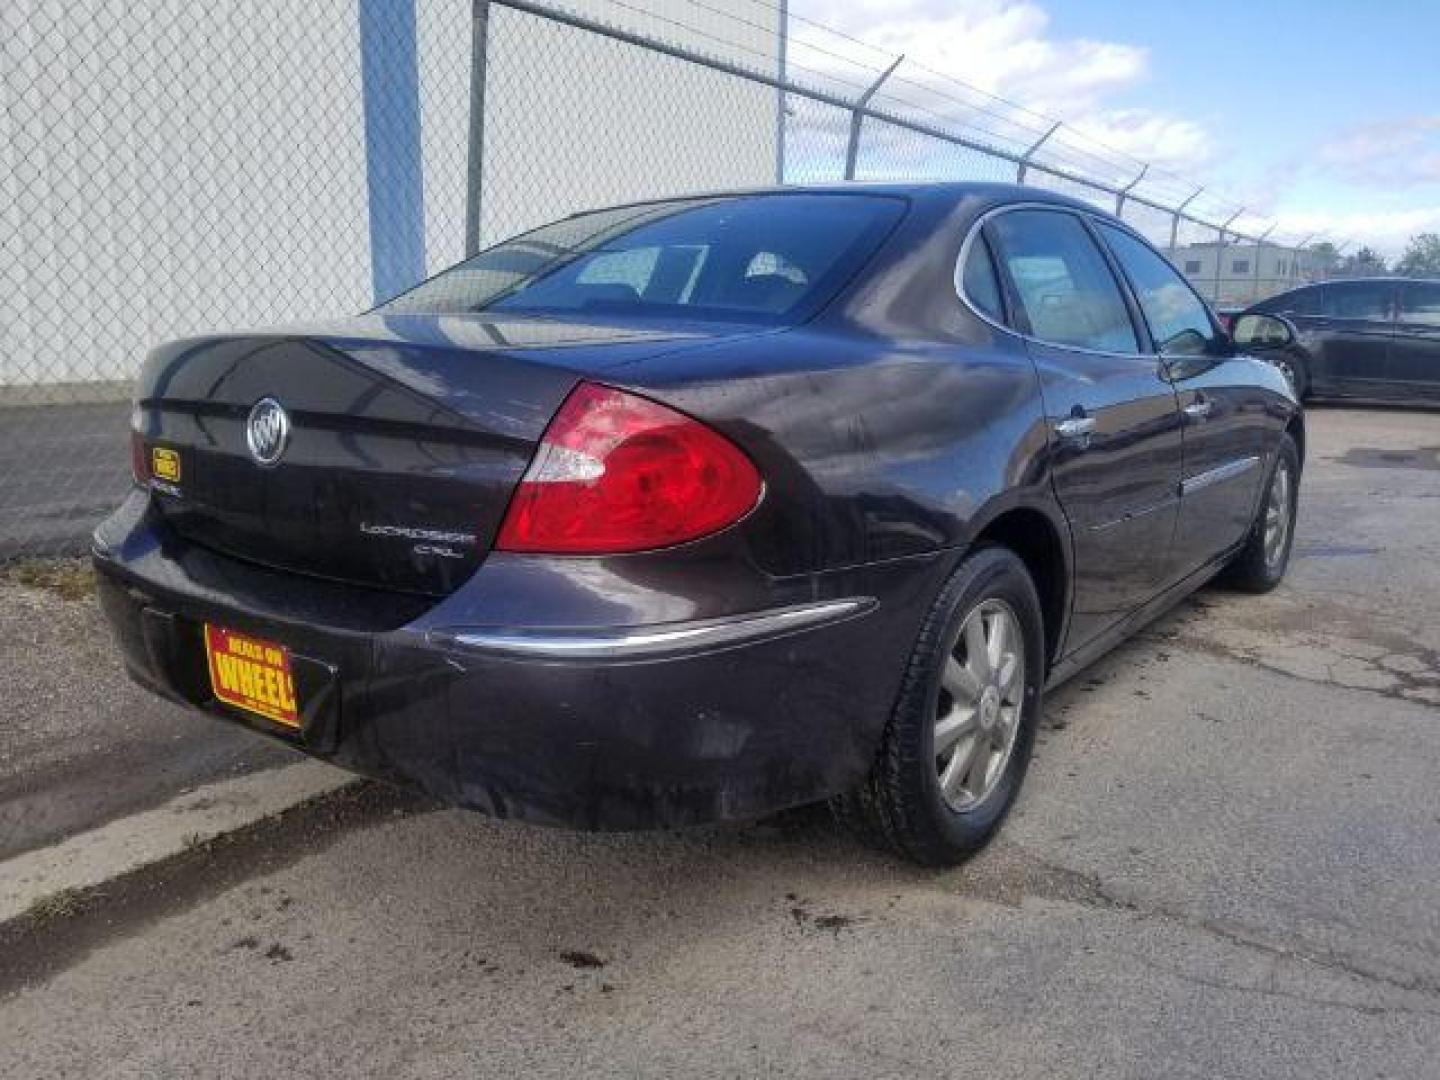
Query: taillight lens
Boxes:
[
  {"xmin": 130, "ymin": 407, "xmax": 148, "ymax": 485},
  {"xmin": 495, "ymin": 382, "xmax": 763, "ymax": 554}
]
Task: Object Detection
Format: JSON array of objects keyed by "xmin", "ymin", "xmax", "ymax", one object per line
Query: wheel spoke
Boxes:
[
  {"xmin": 997, "ymin": 654, "xmax": 1021, "ymax": 699},
  {"xmin": 943, "ymin": 655, "xmax": 982, "ymax": 703},
  {"xmin": 965, "ymin": 741, "xmax": 993, "ymax": 789},
  {"xmin": 934, "ymin": 706, "xmax": 978, "ymax": 755},
  {"xmin": 986, "ymin": 613, "xmax": 1009, "ymax": 672},
  {"xmin": 940, "ymin": 735, "xmax": 980, "ymax": 797},
  {"xmin": 964, "ymin": 614, "xmax": 991, "ymax": 680}
]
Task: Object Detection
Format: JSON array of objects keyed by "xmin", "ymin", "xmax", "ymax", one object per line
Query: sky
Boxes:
[{"xmin": 790, "ymin": 0, "xmax": 1440, "ymax": 257}]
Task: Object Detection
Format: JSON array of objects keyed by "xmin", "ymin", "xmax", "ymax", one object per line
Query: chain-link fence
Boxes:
[{"xmin": 0, "ymin": 0, "xmax": 1332, "ymax": 558}]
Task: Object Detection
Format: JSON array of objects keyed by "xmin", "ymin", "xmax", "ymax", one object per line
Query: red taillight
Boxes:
[
  {"xmin": 130, "ymin": 422, "xmax": 148, "ymax": 485},
  {"xmin": 495, "ymin": 382, "xmax": 763, "ymax": 554}
]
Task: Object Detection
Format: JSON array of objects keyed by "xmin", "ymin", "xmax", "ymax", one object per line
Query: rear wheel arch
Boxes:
[{"xmin": 967, "ymin": 505, "xmax": 1070, "ymax": 675}]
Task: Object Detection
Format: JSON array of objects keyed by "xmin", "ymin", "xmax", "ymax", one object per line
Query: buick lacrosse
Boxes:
[{"xmin": 95, "ymin": 184, "xmax": 1302, "ymax": 865}]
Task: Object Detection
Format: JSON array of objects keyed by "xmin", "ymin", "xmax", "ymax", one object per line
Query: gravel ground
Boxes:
[
  {"xmin": 0, "ymin": 401, "xmax": 130, "ymax": 559},
  {"xmin": 0, "ymin": 561, "xmax": 294, "ymax": 860},
  {"xmin": 2, "ymin": 406, "xmax": 1438, "ymax": 1079}
]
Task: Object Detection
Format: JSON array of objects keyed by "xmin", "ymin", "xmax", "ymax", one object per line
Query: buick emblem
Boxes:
[{"xmin": 245, "ymin": 397, "xmax": 290, "ymax": 467}]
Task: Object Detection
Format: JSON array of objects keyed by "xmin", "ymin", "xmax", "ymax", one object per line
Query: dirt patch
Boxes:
[
  {"xmin": 0, "ymin": 781, "xmax": 430, "ymax": 997},
  {"xmin": 1, "ymin": 557, "xmax": 95, "ymax": 600},
  {"xmin": 558, "ymin": 949, "xmax": 606, "ymax": 969},
  {"xmin": 1334, "ymin": 446, "xmax": 1440, "ymax": 472}
]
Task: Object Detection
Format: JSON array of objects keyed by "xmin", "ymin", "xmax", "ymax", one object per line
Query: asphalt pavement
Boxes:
[
  {"xmin": 0, "ymin": 400, "xmax": 130, "ymax": 559},
  {"xmin": 2, "ymin": 406, "xmax": 1438, "ymax": 1079}
]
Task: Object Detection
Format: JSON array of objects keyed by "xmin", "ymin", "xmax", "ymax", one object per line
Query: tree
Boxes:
[
  {"xmin": 1307, "ymin": 241, "xmax": 1341, "ymax": 272},
  {"xmin": 1341, "ymin": 246, "xmax": 1388, "ymax": 275},
  {"xmin": 1395, "ymin": 233, "xmax": 1440, "ymax": 278}
]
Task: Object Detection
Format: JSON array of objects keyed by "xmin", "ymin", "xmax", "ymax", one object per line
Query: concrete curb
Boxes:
[{"xmin": 0, "ymin": 759, "xmax": 352, "ymax": 925}]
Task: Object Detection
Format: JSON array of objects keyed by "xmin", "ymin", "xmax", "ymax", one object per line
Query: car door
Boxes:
[
  {"xmin": 1392, "ymin": 281, "xmax": 1440, "ymax": 400},
  {"xmin": 1312, "ymin": 281, "xmax": 1396, "ymax": 397},
  {"xmin": 984, "ymin": 207, "xmax": 1183, "ymax": 652},
  {"xmin": 1094, "ymin": 221, "xmax": 1270, "ymax": 574}
]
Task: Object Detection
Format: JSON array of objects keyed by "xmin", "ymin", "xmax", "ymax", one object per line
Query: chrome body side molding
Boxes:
[
  {"xmin": 431, "ymin": 597, "xmax": 876, "ymax": 660},
  {"xmin": 1180, "ymin": 455, "xmax": 1260, "ymax": 497}
]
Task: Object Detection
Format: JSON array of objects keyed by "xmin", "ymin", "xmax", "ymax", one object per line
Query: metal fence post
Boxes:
[
  {"xmin": 1114, "ymin": 164, "xmax": 1147, "ymax": 218},
  {"xmin": 843, "ymin": 54, "xmax": 903, "ymax": 181},
  {"xmin": 1016, "ymin": 122, "xmax": 1060, "ymax": 184},
  {"xmin": 358, "ymin": 0, "xmax": 427, "ymax": 301},
  {"xmin": 464, "ymin": 0, "xmax": 492, "ymax": 257},
  {"xmin": 1292, "ymin": 233, "xmax": 1316, "ymax": 284},
  {"xmin": 1252, "ymin": 225, "xmax": 1274, "ymax": 302},
  {"xmin": 775, "ymin": 0, "xmax": 788, "ymax": 184},
  {"xmin": 1213, "ymin": 208, "xmax": 1243, "ymax": 304},
  {"xmin": 1168, "ymin": 187, "xmax": 1203, "ymax": 253}
]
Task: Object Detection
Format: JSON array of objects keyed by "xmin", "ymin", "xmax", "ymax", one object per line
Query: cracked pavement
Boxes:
[{"xmin": 3, "ymin": 406, "xmax": 1439, "ymax": 1079}]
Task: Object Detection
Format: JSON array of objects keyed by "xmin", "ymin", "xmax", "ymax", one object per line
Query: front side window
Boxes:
[
  {"xmin": 1232, "ymin": 259, "xmax": 1250, "ymax": 274},
  {"xmin": 1398, "ymin": 282, "xmax": 1440, "ymax": 327},
  {"xmin": 1098, "ymin": 223, "xmax": 1218, "ymax": 357},
  {"xmin": 988, "ymin": 210, "xmax": 1138, "ymax": 353},
  {"xmin": 382, "ymin": 194, "xmax": 905, "ymax": 324},
  {"xmin": 1323, "ymin": 282, "xmax": 1393, "ymax": 321},
  {"xmin": 1184, "ymin": 260, "xmax": 1202, "ymax": 274}
]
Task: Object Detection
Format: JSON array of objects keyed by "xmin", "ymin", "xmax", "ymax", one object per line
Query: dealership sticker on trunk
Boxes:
[
  {"xmin": 204, "ymin": 624, "xmax": 300, "ymax": 729},
  {"xmin": 150, "ymin": 446, "xmax": 181, "ymax": 484}
]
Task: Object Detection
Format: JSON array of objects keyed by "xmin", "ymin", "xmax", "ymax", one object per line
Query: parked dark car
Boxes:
[
  {"xmin": 94, "ymin": 184, "xmax": 1303, "ymax": 866},
  {"xmin": 1239, "ymin": 277, "xmax": 1440, "ymax": 401}
]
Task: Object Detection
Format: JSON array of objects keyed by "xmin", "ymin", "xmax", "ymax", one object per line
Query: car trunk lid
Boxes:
[{"xmin": 134, "ymin": 314, "xmax": 765, "ymax": 595}]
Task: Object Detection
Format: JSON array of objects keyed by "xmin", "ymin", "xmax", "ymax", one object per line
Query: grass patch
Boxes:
[
  {"xmin": 1, "ymin": 557, "xmax": 95, "ymax": 600},
  {"xmin": 25, "ymin": 888, "xmax": 85, "ymax": 925}
]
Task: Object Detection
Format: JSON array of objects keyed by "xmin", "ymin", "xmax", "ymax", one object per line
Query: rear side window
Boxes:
[
  {"xmin": 1097, "ymin": 223, "xmax": 1218, "ymax": 356},
  {"xmin": 988, "ymin": 210, "xmax": 1138, "ymax": 353},
  {"xmin": 1398, "ymin": 282, "xmax": 1440, "ymax": 327},
  {"xmin": 961, "ymin": 234, "xmax": 1004, "ymax": 322},
  {"xmin": 1258, "ymin": 286, "xmax": 1320, "ymax": 317},
  {"xmin": 1323, "ymin": 281, "xmax": 1393, "ymax": 320},
  {"xmin": 382, "ymin": 194, "xmax": 905, "ymax": 324}
]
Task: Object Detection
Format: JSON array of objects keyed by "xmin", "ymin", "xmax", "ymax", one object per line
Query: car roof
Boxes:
[{"xmin": 582, "ymin": 181, "xmax": 1111, "ymax": 220}]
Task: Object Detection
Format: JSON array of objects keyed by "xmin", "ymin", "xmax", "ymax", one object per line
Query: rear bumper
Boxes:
[{"xmin": 94, "ymin": 493, "xmax": 941, "ymax": 829}]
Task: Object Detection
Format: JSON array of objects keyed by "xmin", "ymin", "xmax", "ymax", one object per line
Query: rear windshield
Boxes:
[{"xmin": 380, "ymin": 194, "xmax": 904, "ymax": 324}]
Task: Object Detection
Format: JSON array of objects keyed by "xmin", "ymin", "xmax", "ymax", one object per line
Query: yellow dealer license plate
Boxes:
[{"xmin": 204, "ymin": 624, "xmax": 300, "ymax": 729}]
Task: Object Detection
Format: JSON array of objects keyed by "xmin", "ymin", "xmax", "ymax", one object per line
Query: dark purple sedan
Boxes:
[{"xmin": 95, "ymin": 184, "xmax": 1303, "ymax": 865}]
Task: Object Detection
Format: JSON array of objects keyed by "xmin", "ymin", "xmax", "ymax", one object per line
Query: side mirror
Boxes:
[{"xmin": 1232, "ymin": 313, "xmax": 1296, "ymax": 350}]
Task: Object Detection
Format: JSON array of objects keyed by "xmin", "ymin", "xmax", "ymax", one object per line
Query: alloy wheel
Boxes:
[
  {"xmin": 1263, "ymin": 461, "xmax": 1293, "ymax": 570},
  {"xmin": 934, "ymin": 599, "xmax": 1025, "ymax": 812}
]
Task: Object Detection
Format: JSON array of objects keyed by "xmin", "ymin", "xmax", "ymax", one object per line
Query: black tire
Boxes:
[
  {"xmin": 831, "ymin": 546, "xmax": 1045, "ymax": 866},
  {"xmin": 1222, "ymin": 433, "xmax": 1300, "ymax": 593}
]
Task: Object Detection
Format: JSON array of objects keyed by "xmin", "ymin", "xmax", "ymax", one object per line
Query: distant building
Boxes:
[{"xmin": 1173, "ymin": 241, "xmax": 1326, "ymax": 306}]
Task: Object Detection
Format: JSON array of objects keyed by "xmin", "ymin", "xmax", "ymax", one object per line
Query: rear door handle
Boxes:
[
  {"xmin": 1054, "ymin": 416, "xmax": 1097, "ymax": 439},
  {"xmin": 1183, "ymin": 399, "xmax": 1213, "ymax": 421}
]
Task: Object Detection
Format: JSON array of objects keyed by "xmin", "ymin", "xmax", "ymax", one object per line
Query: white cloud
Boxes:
[
  {"xmin": 789, "ymin": 0, "xmax": 1214, "ymax": 175},
  {"xmin": 1066, "ymin": 110, "xmax": 1213, "ymax": 174},
  {"xmin": 787, "ymin": 0, "xmax": 1438, "ymax": 256},
  {"xmin": 1269, "ymin": 206, "xmax": 1440, "ymax": 260},
  {"xmin": 1317, "ymin": 116, "xmax": 1440, "ymax": 187}
]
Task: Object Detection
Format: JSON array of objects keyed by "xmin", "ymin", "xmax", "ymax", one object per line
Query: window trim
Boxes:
[
  {"xmin": 1088, "ymin": 215, "xmax": 1225, "ymax": 358},
  {"xmin": 953, "ymin": 202, "xmax": 1149, "ymax": 359}
]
